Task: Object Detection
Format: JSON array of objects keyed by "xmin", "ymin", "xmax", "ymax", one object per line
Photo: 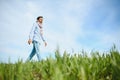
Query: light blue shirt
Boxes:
[{"xmin": 29, "ymin": 22, "xmax": 45, "ymax": 43}]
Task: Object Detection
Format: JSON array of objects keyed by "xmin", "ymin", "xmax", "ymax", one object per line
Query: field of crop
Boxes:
[{"xmin": 0, "ymin": 46, "xmax": 120, "ymax": 80}]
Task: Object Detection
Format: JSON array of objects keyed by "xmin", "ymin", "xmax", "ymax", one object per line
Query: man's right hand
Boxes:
[{"xmin": 28, "ymin": 39, "xmax": 32, "ymax": 45}]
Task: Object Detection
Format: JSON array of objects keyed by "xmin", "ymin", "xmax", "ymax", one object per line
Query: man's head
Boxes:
[{"xmin": 37, "ymin": 16, "xmax": 43, "ymax": 23}]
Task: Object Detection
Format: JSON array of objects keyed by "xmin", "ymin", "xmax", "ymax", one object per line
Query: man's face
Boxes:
[{"xmin": 38, "ymin": 18, "xmax": 43, "ymax": 23}]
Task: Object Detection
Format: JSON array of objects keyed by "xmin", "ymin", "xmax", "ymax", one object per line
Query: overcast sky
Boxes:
[{"xmin": 0, "ymin": 0, "xmax": 120, "ymax": 63}]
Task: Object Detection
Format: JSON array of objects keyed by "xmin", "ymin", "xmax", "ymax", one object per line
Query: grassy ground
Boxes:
[{"xmin": 0, "ymin": 47, "xmax": 120, "ymax": 80}]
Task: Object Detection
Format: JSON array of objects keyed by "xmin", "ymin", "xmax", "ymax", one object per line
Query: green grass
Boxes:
[{"xmin": 0, "ymin": 47, "xmax": 120, "ymax": 80}]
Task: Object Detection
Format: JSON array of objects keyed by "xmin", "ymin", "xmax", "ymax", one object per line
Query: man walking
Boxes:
[{"xmin": 27, "ymin": 16, "xmax": 47, "ymax": 61}]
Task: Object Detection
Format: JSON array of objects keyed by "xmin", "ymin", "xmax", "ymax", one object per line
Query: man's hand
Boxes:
[
  {"xmin": 44, "ymin": 42, "xmax": 47, "ymax": 47},
  {"xmin": 28, "ymin": 39, "xmax": 32, "ymax": 45}
]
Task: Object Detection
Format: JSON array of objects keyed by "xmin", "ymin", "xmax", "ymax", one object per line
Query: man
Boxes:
[{"xmin": 27, "ymin": 16, "xmax": 47, "ymax": 61}]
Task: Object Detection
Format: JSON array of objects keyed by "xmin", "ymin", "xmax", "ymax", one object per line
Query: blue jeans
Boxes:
[{"xmin": 27, "ymin": 41, "xmax": 41, "ymax": 61}]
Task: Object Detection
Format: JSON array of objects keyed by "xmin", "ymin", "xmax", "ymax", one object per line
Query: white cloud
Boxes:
[{"xmin": 43, "ymin": 0, "xmax": 97, "ymax": 52}]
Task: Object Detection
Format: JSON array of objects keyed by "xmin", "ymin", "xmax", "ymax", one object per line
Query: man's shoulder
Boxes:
[
  {"xmin": 32, "ymin": 22, "xmax": 39, "ymax": 28},
  {"xmin": 33, "ymin": 22, "xmax": 38, "ymax": 26}
]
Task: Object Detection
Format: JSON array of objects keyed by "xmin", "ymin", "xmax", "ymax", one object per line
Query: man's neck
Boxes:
[
  {"xmin": 38, "ymin": 21, "xmax": 42, "ymax": 24},
  {"xmin": 37, "ymin": 21, "xmax": 42, "ymax": 28}
]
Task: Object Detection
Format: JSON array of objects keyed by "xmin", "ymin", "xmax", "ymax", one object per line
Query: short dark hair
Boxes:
[{"xmin": 37, "ymin": 16, "xmax": 43, "ymax": 20}]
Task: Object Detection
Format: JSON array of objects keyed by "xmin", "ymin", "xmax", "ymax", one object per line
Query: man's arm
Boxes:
[
  {"xmin": 40, "ymin": 34, "xmax": 47, "ymax": 47},
  {"xmin": 28, "ymin": 23, "xmax": 35, "ymax": 45}
]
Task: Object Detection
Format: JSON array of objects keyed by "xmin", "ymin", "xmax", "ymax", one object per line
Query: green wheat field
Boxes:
[{"xmin": 0, "ymin": 46, "xmax": 120, "ymax": 80}]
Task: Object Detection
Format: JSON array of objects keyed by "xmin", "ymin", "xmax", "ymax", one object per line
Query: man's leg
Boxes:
[
  {"xmin": 27, "ymin": 42, "xmax": 36, "ymax": 61},
  {"xmin": 34, "ymin": 41, "xmax": 41, "ymax": 61}
]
